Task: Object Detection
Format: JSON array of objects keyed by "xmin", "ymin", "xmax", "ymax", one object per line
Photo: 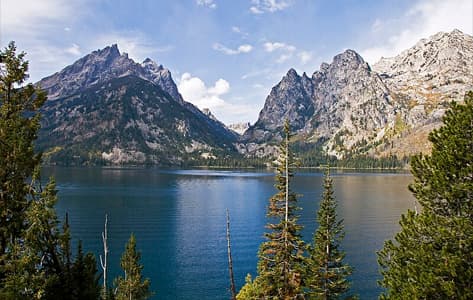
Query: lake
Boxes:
[{"xmin": 43, "ymin": 167, "xmax": 415, "ymax": 299}]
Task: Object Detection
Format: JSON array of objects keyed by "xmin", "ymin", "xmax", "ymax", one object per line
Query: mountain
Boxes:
[
  {"xmin": 37, "ymin": 45, "xmax": 237, "ymax": 165},
  {"xmin": 372, "ymin": 29, "xmax": 473, "ymax": 156},
  {"xmin": 242, "ymin": 50, "xmax": 396, "ymax": 158},
  {"xmin": 228, "ymin": 122, "xmax": 251, "ymax": 135},
  {"xmin": 242, "ymin": 29, "xmax": 473, "ymax": 159}
]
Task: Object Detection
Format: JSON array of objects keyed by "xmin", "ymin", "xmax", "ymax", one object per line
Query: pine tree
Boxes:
[
  {"xmin": 378, "ymin": 92, "xmax": 473, "ymax": 299},
  {"xmin": 1, "ymin": 179, "xmax": 68, "ymax": 299},
  {"xmin": 0, "ymin": 42, "xmax": 102, "ymax": 299},
  {"xmin": 114, "ymin": 234, "xmax": 152, "ymax": 300},
  {"xmin": 239, "ymin": 120, "xmax": 305, "ymax": 299},
  {"xmin": 305, "ymin": 168, "xmax": 353, "ymax": 299},
  {"xmin": 236, "ymin": 274, "xmax": 263, "ymax": 300},
  {"xmin": 0, "ymin": 41, "xmax": 46, "ymax": 266},
  {"xmin": 71, "ymin": 241, "xmax": 101, "ymax": 300}
]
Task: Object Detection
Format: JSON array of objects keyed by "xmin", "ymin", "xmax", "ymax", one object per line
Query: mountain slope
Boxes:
[
  {"xmin": 39, "ymin": 75, "xmax": 236, "ymax": 165},
  {"xmin": 37, "ymin": 45, "xmax": 237, "ymax": 165},
  {"xmin": 372, "ymin": 29, "xmax": 473, "ymax": 156},
  {"xmin": 242, "ymin": 29, "xmax": 473, "ymax": 159},
  {"xmin": 242, "ymin": 49, "xmax": 397, "ymax": 158}
]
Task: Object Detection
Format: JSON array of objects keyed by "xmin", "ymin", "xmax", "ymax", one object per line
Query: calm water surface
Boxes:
[{"xmin": 43, "ymin": 167, "xmax": 415, "ymax": 299}]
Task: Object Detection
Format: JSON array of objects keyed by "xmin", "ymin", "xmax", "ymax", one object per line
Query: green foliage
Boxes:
[
  {"xmin": 71, "ymin": 241, "xmax": 101, "ymax": 300},
  {"xmin": 378, "ymin": 92, "xmax": 473, "ymax": 299},
  {"xmin": 409, "ymin": 92, "xmax": 473, "ymax": 217},
  {"xmin": 305, "ymin": 168, "xmax": 353, "ymax": 299},
  {"xmin": 0, "ymin": 42, "xmax": 103, "ymax": 300},
  {"xmin": 0, "ymin": 41, "xmax": 46, "ymax": 258},
  {"xmin": 1, "ymin": 179, "xmax": 66, "ymax": 299},
  {"xmin": 114, "ymin": 234, "xmax": 152, "ymax": 300},
  {"xmin": 249, "ymin": 120, "xmax": 306, "ymax": 299},
  {"xmin": 236, "ymin": 274, "xmax": 263, "ymax": 300}
]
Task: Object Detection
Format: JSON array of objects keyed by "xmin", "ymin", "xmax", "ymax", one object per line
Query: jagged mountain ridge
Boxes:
[
  {"xmin": 39, "ymin": 44, "xmax": 183, "ymax": 102},
  {"xmin": 242, "ymin": 29, "xmax": 473, "ymax": 159},
  {"xmin": 37, "ymin": 45, "xmax": 237, "ymax": 165}
]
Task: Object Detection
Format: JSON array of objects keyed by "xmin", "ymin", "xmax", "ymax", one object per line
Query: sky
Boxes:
[{"xmin": 1, "ymin": 0, "xmax": 472, "ymax": 125}]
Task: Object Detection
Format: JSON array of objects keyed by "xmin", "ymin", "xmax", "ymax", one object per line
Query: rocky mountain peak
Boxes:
[
  {"xmin": 38, "ymin": 44, "xmax": 141, "ymax": 99},
  {"xmin": 142, "ymin": 57, "xmax": 164, "ymax": 72},
  {"xmin": 333, "ymin": 49, "xmax": 364, "ymax": 64},
  {"xmin": 285, "ymin": 68, "xmax": 299, "ymax": 78},
  {"xmin": 373, "ymin": 29, "xmax": 473, "ymax": 109},
  {"xmin": 139, "ymin": 57, "xmax": 181, "ymax": 102},
  {"xmin": 38, "ymin": 45, "xmax": 187, "ymax": 103},
  {"xmin": 242, "ymin": 47, "xmax": 392, "ymax": 156},
  {"xmin": 329, "ymin": 49, "xmax": 369, "ymax": 74},
  {"xmin": 98, "ymin": 44, "xmax": 121, "ymax": 59},
  {"xmin": 374, "ymin": 29, "xmax": 473, "ymax": 76}
]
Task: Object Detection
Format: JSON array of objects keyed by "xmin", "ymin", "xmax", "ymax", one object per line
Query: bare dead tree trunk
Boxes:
[
  {"xmin": 226, "ymin": 209, "xmax": 237, "ymax": 300},
  {"xmin": 100, "ymin": 214, "xmax": 109, "ymax": 298}
]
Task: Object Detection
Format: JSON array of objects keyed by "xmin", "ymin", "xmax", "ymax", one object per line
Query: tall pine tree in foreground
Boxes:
[
  {"xmin": 0, "ymin": 41, "xmax": 70, "ymax": 299},
  {"xmin": 238, "ymin": 120, "xmax": 305, "ymax": 299},
  {"xmin": 114, "ymin": 234, "xmax": 152, "ymax": 300},
  {"xmin": 0, "ymin": 42, "xmax": 104, "ymax": 299},
  {"xmin": 305, "ymin": 168, "xmax": 353, "ymax": 299},
  {"xmin": 378, "ymin": 92, "xmax": 473, "ymax": 299},
  {"xmin": 0, "ymin": 41, "xmax": 46, "ymax": 268}
]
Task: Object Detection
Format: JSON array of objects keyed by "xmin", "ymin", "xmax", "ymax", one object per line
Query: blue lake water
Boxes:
[{"xmin": 43, "ymin": 167, "xmax": 415, "ymax": 299}]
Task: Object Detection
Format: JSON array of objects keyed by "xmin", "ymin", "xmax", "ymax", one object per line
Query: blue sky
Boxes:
[{"xmin": 1, "ymin": 0, "xmax": 472, "ymax": 124}]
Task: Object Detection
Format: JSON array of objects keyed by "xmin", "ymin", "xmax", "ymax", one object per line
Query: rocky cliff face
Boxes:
[
  {"xmin": 372, "ymin": 29, "xmax": 473, "ymax": 156},
  {"xmin": 39, "ymin": 44, "xmax": 184, "ymax": 103},
  {"xmin": 228, "ymin": 122, "xmax": 251, "ymax": 135},
  {"xmin": 37, "ymin": 45, "xmax": 237, "ymax": 165},
  {"xmin": 242, "ymin": 49, "xmax": 396, "ymax": 158},
  {"xmin": 242, "ymin": 29, "xmax": 473, "ymax": 159}
]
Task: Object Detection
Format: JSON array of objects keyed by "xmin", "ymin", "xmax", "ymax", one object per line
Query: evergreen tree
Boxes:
[
  {"xmin": 1, "ymin": 179, "xmax": 67, "ymax": 299},
  {"xmin": 0, "ymin": 41, "xmax": 46, "ymax": 266},
  {"xmin": 378, "ymin": 92, "xmax": 473, "ymax": 299},
  {"xmin": 114, "ymin": 234, "xmax": 152, "ymax": 300},
  {"xmin": 239, "ymin": 120, "xmax": 305, "ymax": 299},
  {"xmin": 236, "ymin": 274, "xmax": 263, "ymax": 300},
  {"xmin": 71, "ymin": 241, "xmax": 101, "ymax": 300},
  {"xmin": 305, "ymin": 168, "xmax": 353, "ymax": 299},
  {"xmin": 0, "ymin": 42, "xmax": 102, "ymax": 299}
]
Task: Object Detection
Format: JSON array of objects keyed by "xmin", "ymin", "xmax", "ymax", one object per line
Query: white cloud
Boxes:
[
  {"xmin": 1, "ymin": 0, "xmax": 79, "ymax": 31},
  {"xmin": 178, "ymin": 73, "xmax": 229, "ymax": 109},
  {"xmin": 66, "ymin": 43, "xmax": 81, "ymax": 56},
  {"xmin": 0, "ymin": 0, "xmax": 90, "ymax": 82},
  {"xmin": 177, "ymin": 73, "xmax": 255, "ymax": 124},
  {"xmin": 196, "ymin": 0, "xmax": 216, "ymax": 9},
  {"xmin": 276, "ymin": 53, "xmax": 292, "ymax": 63},
  {"xmin": 213, "ymin": 43, "xmax": 253, "ymax": 55},
  {"xmin": 250, "ymin": 0, "xmax": 293, "ymax": 14},
  {"xmin": 232, "ymin": 26, "xmax": 242, "ymax": 34},
  {"xmin": 371, "ymin": 19, "xmax": 383, "ymax": 33},
  {"xmin": 298, "ymin": 51, "xmax": 313, "ymax": 65},
  {"xmin": 264, "ymin": 41, "xmax": 308, "ymax": 64},
  {"xmin": 231, "ymin": 26, "xmax": 249, "ymax": 38},
  {"xmin": 208, "ymin": 78, "xmax": 230, "ymax": 95},
  {"xmin": 361, "ymin": 0, "xmax": 473, "ymax": 64},
  {"xmin": 263, "ymin": 42, "xmax": 296, "ymax": 52}
]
